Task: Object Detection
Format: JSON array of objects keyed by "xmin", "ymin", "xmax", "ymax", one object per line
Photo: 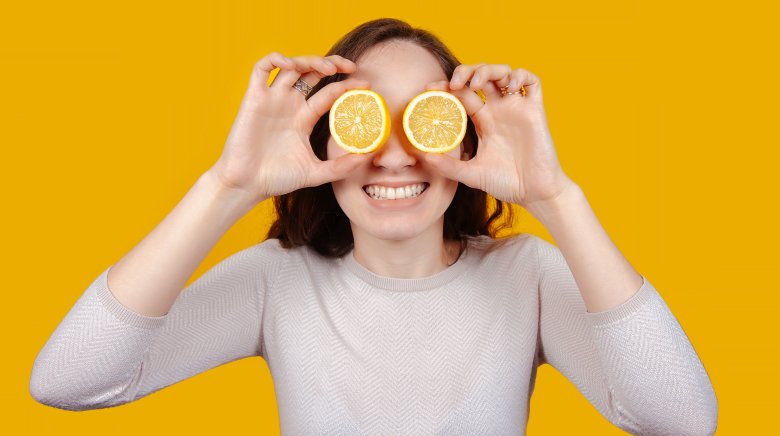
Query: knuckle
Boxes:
[
  {"xmin": 269, "ymin": 51, "xmax": 287, "ymax": 62},
  {"xmin": 253, "ymin": 59, "xmax": 268, "ymax": 74},
  {"xmin": 322, "ymin": 55, "xmax": 337, "ymax": 65},
  {"xmin": 320, "ymin": 58, "xmax": 335, "ymax": 68},
  {"xmin": 291, "ymin": 55, "xmax": 310, "ymax": 65},
  {"xmin": 331, "ymin": 54, "xmax": 352, "ymax": 63},
  {"xmin": 277, "ymin": 53, "xmax": 295, "ymax": 66}
]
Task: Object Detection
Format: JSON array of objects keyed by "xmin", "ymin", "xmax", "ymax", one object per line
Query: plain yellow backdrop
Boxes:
[{"xmin": 4, "ymin": 0, "xmax": 776, "ymax": 434}]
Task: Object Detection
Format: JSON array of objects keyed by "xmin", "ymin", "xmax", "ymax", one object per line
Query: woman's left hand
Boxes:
[{"xmin": 422, "ymin": 63, "xmax": 576, "ymax": 211}]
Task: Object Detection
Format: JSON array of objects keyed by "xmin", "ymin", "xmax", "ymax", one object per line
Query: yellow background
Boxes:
[{"xmin": 3, "ymin": 0, "xmax": 776, "ymax": 434}]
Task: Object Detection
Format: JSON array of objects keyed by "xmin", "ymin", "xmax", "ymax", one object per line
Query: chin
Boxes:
[{"xmin": 355, "ymin": 219, "xmax": 432, "ymax": 242}]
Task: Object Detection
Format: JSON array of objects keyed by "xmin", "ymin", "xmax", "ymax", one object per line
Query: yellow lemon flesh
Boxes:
[
  {"xmin": 403, "ymin": 90, "xmax": 467, "ymax": 154},
  {"xmin": 329, "ymin": 89, "xmax": 391, "ymax": 154}
]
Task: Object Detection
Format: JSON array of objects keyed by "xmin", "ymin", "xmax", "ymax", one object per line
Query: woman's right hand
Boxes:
[{"xmin": 208, "ymin": 52, "xmax": 372, "ymax": 204}]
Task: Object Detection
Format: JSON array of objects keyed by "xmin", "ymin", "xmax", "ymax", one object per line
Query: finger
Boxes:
[
  {"xmin": 469, "ymin": 64, "xmax": 513, "ymax": 101},
  {"xmin": 424, "ymin": 80, "xmax": 485, "ymax": 120},
  {"xmin": 472, "ymin": 63, "xmax": 513, "ymax": 90},
  {"xmin": 296, "ymin": 55, "xmax": 358, "ymax": 94},
  {"xmin": 303, "ymin": 78, "xmax": 372, "ymax": 124},
  {"xmin": 272, "ymin": 56, "xmax": 338, "ymax": 89},
  {"xmin": 422, "ymin": 152, "xmax": 479, "ymax": 188},
  {"xmin": 507, "ymin": 68, "xmax": 542, "ymax": 101},
  {"xmin": 249, "ymin": 52, "xmax": 296, "ymax": 91},
  {"xmin": 451, "ymin": 89, "xmax": 486, "ymax": 125},
  {"xmin": 449, "ymin": 63, "xmax": 486, "ymax": 90},
  {"xmin": 322, "ymin": 55, "xmax": 357, "ymax": 73},
  {"xmin": 308, "ymin": 151, "xmax": 373, "ymax": 186}
]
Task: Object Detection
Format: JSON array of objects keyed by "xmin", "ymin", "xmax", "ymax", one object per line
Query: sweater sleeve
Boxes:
[
  {"xmin": 29, "ymin": 240, "xmax": 283, "ymax": 411},
  {"xmin": 533, "ymin": 236, "xmax": 718, "ymax": 435}
]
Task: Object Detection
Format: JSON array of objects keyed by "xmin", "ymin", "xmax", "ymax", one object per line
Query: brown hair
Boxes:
[{"xmin": 266, "ymin": 18, "xmax": 514, "ymax": 257}]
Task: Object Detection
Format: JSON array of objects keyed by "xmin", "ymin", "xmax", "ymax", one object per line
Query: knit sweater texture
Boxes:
[{"xmin": 30, "ymin": 233, "xmax": 718, "ymax": 435}]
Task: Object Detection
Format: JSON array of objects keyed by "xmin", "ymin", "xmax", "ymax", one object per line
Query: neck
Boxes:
[{"xmin": 352, "ymin": 229, "xmax": 461, "ymax": 279}]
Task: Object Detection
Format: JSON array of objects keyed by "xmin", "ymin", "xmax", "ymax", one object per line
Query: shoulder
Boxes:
[
  {"xmin": 213, "ymin": 239, "xmax": 315, "ymax": 291},
  {"xmin": 216, "ymin": 238, "xmax": 310, "ymax": 277},
  {"xmin": 242, "ymin": 238, "xmax": 338, "ymax": 274},
  {"xmin": 463, "ymin": 232, "xmax": 543, "ymax": 270},
  {"xmin": 241, "ymin": 238, "xmax": 309, "ymax": 264},
  {"xmin": 458, "ymin": 233, "xmax": 545, "ymax": 292},
  {"xmin": 465, "ymin": 232, "xmax": 540, "ymax": 256},
  {"xmin": 465, "ymin": 233, "xmax": 566, "ymax": 273}
]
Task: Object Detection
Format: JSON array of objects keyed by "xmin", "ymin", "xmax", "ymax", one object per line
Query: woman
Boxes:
[{"xmin": 30, "ymin": 18, "xmax": 718, "ymax": 435}]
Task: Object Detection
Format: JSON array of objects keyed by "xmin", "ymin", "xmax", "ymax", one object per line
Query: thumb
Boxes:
[
  {"xmin": 423, "ymin": 153, "xmax": 479, "ymax": 188},
  {"xmin": 305, "ymin": 78, "xmax": 371, "ymax": 125},
  {"xmin": 307, "ymin": 152, "xmax": 371, "ymax": 187}
]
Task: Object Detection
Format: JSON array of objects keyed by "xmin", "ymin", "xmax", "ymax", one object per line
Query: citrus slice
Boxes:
[
  {"xmin": 329, "ymin": 89, "xmax": 391, "ymax": 154},
  {"xmin": 403, "ymin": 90, "xmax": 467, "ymax": 153}
]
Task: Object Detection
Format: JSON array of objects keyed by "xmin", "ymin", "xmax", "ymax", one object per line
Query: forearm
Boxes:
[
  {"xmin": 525, "ymin": 182, "xmax": 644, "ymax": 313},
  {"xmin": 107, "ymin": 169, "xmax": 263, "ymax": 317}
]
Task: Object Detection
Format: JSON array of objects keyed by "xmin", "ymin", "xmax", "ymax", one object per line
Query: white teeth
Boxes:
[{"xmin": 364, "ymin": 183, "xmax": 427, "ymax": 200}]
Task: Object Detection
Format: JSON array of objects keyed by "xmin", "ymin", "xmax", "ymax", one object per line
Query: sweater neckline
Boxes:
[{"xmin": 341, "ymin": 241, "xmax": 474, "ymax": 292}]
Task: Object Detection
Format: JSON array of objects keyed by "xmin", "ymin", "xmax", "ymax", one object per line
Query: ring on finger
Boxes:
[
  {"xmin": 293, "ymin": 78, "xmax": 312, "ymax": 97},
  {"xmin": 499, "ymin": 84, "xmax": 527, "ymax": 97}
]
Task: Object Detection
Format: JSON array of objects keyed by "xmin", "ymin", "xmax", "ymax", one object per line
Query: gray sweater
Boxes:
[{"xmin": 29, "ymin": 233, "xmax": 718, "ymax": 435}]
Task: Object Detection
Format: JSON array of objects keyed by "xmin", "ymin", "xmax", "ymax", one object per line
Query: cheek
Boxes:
[{"xmin": 331, "ymin": 179, "xmax": 345, "ymax": 199}]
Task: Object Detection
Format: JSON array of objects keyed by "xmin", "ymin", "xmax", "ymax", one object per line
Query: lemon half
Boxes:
[
  {"xmin": 402, "ymin": 90, "xmax": 467, "ymax": 154},
  {"xmin": 329, "ymin": 89, "xmax": 391, "ymax": 154}
]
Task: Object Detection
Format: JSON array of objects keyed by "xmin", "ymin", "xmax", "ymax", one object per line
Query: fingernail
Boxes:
[
  {"xmin": 473, "ymin": 73, "xmax": 480, "ymax": 84},
  {"xmin": 451, "ymin": 74, "xmax": 460, "ymax": 83},
  {"xmin": 509, "ymin": 78, "xmax": 518, "ymax": 89}
]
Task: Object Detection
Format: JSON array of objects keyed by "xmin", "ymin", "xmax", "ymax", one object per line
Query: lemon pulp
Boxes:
[
  {"xmin": 403, "ymin": 91, "xmax": 466, "ymax": 153},
  {"xmin": 329, "ymin": 90, "xmax": 390, "ymax": 153}
]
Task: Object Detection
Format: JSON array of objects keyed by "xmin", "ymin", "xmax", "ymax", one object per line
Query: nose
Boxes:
[{"xmin": 372, "ymin": 120, "xmax": 420, "ymax": 170}]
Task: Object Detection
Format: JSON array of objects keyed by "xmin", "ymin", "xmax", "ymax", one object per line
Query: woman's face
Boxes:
[{"xmin": 326, "ymin": 40, "xmax": 466, "ymax": 243}]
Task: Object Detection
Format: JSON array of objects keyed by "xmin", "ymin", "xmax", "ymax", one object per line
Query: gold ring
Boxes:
[{"xmin": 500, "ymin": 85, "xmax": 527, "ymax": 97}]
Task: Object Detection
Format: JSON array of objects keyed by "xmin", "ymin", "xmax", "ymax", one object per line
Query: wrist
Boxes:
[
  {"xmin": 524, "ymin": 180, "xmax": 583, "ymax": 224},
  {"xmin": 199, "ymin": 170, "xmax": 265, "ymax": 219}
]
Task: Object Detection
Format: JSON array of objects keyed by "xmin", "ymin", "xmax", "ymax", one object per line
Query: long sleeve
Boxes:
[
  {"xmin": 29, "ymin": 240, "xmax": 283, "ymax": 411},
  {"xmin": 533, "ymin": 236, "xmax": 718, "ymax": 435}
]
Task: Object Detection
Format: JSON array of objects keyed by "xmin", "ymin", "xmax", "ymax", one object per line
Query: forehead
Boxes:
[{"xmin": 348, "ymin": 40, "xmax": 447, "ymax": 109}]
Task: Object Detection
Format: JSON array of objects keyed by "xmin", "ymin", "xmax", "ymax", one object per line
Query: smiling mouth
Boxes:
[{"xmin": 362, "ymin": 183, "xmax": 430, "ymax": 200}]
